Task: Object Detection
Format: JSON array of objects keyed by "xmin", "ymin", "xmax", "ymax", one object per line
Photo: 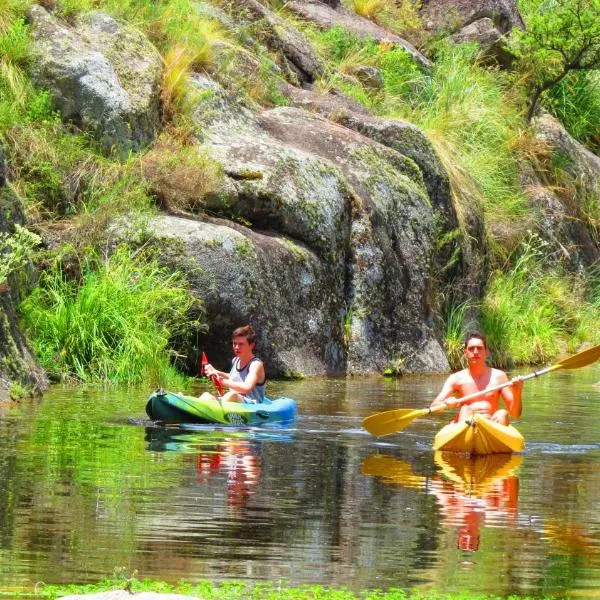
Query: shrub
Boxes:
[{"xmin": 20, "ymin": 245, "xmax": 202, "ymax": 385}]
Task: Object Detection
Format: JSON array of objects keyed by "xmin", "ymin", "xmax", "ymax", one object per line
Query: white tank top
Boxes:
[{"xmin": 229, "ymin": 357, "xmax": 265, "ymax": 404}]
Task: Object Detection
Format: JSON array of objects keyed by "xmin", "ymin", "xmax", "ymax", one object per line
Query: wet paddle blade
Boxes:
[{"xmin": 362, "ymin": 407, "xmax": 430, "ymax": 436}]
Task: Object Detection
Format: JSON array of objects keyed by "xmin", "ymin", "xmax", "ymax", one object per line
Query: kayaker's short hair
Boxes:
[
  {"xmin": 463, "ymin": 330, "xmax": 487, "ymax": 349},
  {"xmin": 232, "ymin": 325, "xmax": 257, "ymax": 345}
]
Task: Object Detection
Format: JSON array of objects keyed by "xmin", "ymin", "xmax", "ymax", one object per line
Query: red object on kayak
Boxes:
[{"xmin": 201, "ymin": 351, "xmax": 224, "ymax": 396}]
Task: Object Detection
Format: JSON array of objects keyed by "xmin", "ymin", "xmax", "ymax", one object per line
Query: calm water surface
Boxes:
[{"xmin": 1, "ymin": 368, "xmax": 599, "ymax": 597}]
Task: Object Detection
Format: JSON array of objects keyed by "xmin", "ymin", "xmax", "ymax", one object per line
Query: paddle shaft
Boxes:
[
  {"xmin": 201, "ymin": 352, "xmax": 225, "ymax": 396},
  {"xmin": 433, "ymin": 366, "xmax": 554, "ymax": 413}
]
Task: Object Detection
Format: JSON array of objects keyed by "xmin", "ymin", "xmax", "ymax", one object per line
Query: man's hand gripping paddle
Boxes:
[{"xmin": 201, "ymin": 351, "xmax": 224, "ymax": 396}]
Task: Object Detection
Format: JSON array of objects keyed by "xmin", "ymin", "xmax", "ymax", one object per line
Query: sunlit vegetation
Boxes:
[
  {"xmin": 20, "ymin": 245, "xmax": 201, "ymax": 386},
  {"xmin": 1, "ymin": 0, "xmax": 599, "ymax": 377},
  {"xmin": 31, "ymin": 577, "xmax": 559, "ymax": 600}
]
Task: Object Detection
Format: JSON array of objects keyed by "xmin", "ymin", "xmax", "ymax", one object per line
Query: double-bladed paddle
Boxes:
[
  {"xmin": 363, "ymin": 343, "xmax": 600, "ymax": 437},
  {"xmin": 201, "ymin": 351, "xmax": 225, "ymax": 396}
]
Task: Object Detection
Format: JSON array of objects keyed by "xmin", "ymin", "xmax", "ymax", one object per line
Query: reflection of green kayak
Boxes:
[{"xmin": 145, "ymin": 389, "xmax": 298, "ymax": 426}]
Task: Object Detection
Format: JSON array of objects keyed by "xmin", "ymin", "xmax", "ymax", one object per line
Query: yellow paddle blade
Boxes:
[
  {"xmin": 362, "ymin": 407, "xmax": 430, "ymax": 436},
  {"xmin": 551, "ymin": 343, "xmax": 600, "ymax": 371}
]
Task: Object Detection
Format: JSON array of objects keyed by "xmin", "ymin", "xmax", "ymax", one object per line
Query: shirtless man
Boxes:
[
  {"xmin": 202, "ymin": 325, "xmax": 266, "ymax": 404},
  {"xmin": 431, "ymin": 331, "xmax": 523, "ymax": 425}
]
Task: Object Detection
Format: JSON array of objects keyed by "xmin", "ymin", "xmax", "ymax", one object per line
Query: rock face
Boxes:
[
  {"xmin": 286, "ymin": 0, "xmax": 432, "ymax": 70},
  {"xmin": 421, "ymin": 0, "xmax": 523, "ymax": 64},
  {"xmin": 131, "ymin": 76, "xmax": 458, "ymax": 376},
  {"xmin": 232, "ymin": 0, "xmax": 324, "ymax": 83},
  {"xmin": 420, "ymin": 0, "xmax": 524, "ymax": 33},
  {"xmin": 27, "ymin": 5, "xmax": 162, "ymax": 154},
  {"xmin": 0, "ymin": 148, "xmax": 48, "ymax": 401},
  {"xmin": 522, "ymin": 113, "xmax": 600, "ymax": 269}
]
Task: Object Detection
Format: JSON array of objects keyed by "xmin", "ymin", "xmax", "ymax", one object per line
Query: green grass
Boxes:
[
  {"xmin": 25, "ymin": 576, "xmax": 560, "ymax": 600},
  {"xmin": 20, "ymin": 245, "xmax": 201, "ymax": 386},
  {"xmin": 478, "ymin": 234, "xmax": 599, "ymax": 367},
  {"xmin": 545, "ymin": 71, "xmax": 600, "ymax": 153}
]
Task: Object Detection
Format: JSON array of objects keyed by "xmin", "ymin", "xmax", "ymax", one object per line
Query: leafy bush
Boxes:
[{"xmin": 20, "ymin": 245, "xmax": 201, "ymax": 385}]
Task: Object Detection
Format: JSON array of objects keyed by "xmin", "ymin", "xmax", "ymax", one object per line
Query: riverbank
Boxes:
[{"xmin": 20, "ymin": 579, "xmax": 565, "ymax": 600}]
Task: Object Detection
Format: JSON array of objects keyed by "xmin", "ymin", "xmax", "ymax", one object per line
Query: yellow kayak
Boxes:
[{"xmin": 433, "ymin": 413, "xmax": 524, "ymax": 455}]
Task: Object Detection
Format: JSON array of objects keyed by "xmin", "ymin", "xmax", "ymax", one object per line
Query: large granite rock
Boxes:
[
  {"xmin": 28, "ymin": 5, "xmax": 162, "ymax": 155},
  {"xmin": 131, "ymin": 75, "xmax": 457, "ymax": 375},
  {"xmin": 230, "ymin": 0, "xmax": 324, "ymax": 83},
  {"xmin": 522, "ymin": 113, "xmax": 600, "ymax": 269},
  {"xmin": 420, "ymin": 0, "xmax": 524, "ymax": 34}
]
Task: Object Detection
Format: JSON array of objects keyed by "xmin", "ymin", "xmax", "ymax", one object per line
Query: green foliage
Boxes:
[
  {"xmin": 0, "ymin": 224, "xmax": 41, "ymax": 284},
  {"xmin": 30, "ymin": 578, "xmax": 552, "ymax": 600},
  {"xmin": 444, "ymin": 300, "xmax": 471, "ymax": 370},
  {"xmin": 20, "ymin": 245, "xmax": 201, "ymax": 385},
  {"xmin": 395, "ymin": 44, "xmax": 530, "ymax": 252},
  {"xmin": 511, "ymin": 0, "xmax": 600, "ymax": 121},
  {"xmin": 0, "ymin": 17, "xmax": 30, "ymax": 66},
  {"xmin": 545, "ymin": 71, "xmax": 600, "ymax": 152},
  {"xmin": 479, "ymin": 234, "xmax": 597, "ymax": 367}
]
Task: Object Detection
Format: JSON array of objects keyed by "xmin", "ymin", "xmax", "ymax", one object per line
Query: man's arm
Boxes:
[
  {"xmin": 431, "ymin": 374, "xmax": 459, "ymax": 407},
  {"xmin": 500, "ymin": 375, "xmax": 523, "ymax": 418}
]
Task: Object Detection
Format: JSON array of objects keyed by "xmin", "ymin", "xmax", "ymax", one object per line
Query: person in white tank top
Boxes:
[{"xmin": 201, "ymin": 325, "xmax": 266, "ymax": 404}]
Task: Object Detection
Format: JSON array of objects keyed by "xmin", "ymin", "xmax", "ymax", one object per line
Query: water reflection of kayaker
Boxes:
[
  {"xmin": 431, "ymin": 331, "xmax": 524, "ymax": 425},
  {"xmin": 197, "ymin": 440, "xmax": 261, "ymax": 508},
  {"xmin": 202, "ymin": 325, "xmax": 266, "ymax": 404},
  {"xmin": 432, "ymin": 454, "xmax": 520, "ymax": 552},
  {"xmin": 361, "ymin": 453, "xmax": 521, "ymax": 553}
]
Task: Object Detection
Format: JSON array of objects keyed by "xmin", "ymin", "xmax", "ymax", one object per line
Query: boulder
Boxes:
[
  {"xmin": 136, "ymin": 216, "xmax": 346, "ymax": 377},
  {"xmin": 229, "ymin": 0, "xmax": 324, "ymax": 83},
  {"xmin": 449, "ymin": 17, "xmax": 516, "ymax": 66},
  {"xmin": 28, "ymin": 6, "xmax": 162, "ymax": 155},
  {"xmin": 151, "ymin": 75, "xmax": 455, "ymax": 375},
  {"xmin": 420, "ymin": 0, "xmax": 524, "ymax": 35},
  {"xmin": 280, "ymin": 84, "xmax": 485, "ymax": 299},
  {"xmin": 523, "ymin": 113, "xmax": 600, "ymax": 269}
]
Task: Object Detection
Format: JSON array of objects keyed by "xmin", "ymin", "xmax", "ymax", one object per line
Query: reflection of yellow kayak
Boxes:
[
  {"xmin": 433, "ymin": 413, "xmax": 524, "ymax": 455},
  {"xmin": 361, "ymin": 452, "xmax": 523, "ymax": 496},
  {"xmin": 433, "ymin": 451, "xmax": 523, "ymax": 495}
]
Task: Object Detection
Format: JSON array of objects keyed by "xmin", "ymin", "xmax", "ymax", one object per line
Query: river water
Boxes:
[{"xmin": 0, "ymin": 367, "xmax": 599, "ymax": 597}]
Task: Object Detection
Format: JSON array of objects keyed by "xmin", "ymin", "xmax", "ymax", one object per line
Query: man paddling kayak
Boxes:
[
  {"xmin": 431, "ymin": 331, "xmax": 523, "ymax": 425},
  {"xmin": 202, "ymin": 325, "xmax": 266, "ymax": 404}
]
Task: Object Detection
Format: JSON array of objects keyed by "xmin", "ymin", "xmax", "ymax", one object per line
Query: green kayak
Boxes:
[{"xmin": 145, "ymin": 389, "xmax": 298, "ymax": 426}]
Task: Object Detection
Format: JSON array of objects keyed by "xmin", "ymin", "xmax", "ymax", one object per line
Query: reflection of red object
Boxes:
[
  {"xmin": 201, "ymin": 352, "xmax": 224, "ymax": 395},
  {"xmin": 457, "ymin": 509, "xmax": 483, "ymax": 551},
  {"xmin": 196, "ymin": 441, "xmax": 261, "ymax": 509}
]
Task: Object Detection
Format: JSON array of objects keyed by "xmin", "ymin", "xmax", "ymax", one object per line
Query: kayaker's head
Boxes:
[
  {"xmin": 231, "ymin": 325, "xmax": 257, "ymax": 359},
  {"xmin": 463, "ymin": 331, "xmax": 489, "ymax": 367}
]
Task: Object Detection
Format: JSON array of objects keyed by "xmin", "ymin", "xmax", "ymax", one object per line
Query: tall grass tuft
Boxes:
[
  {"xmin": 545, "ymin": 71, "xmax": 600, "ymax": 154},
  {"xmin": 479, "ymin": 234, "xmax": 592, "ymax": 367},
  {"xmin": 444, "ymin": 300, "xmax": 472, "ymax": 370},
  {"xmin": 20, "ymin": 245, "xmax": 201, "ymax": 386},
  {"xmin": 391, "ymin": 44, "xmax": 532, "ymax": 254}
]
